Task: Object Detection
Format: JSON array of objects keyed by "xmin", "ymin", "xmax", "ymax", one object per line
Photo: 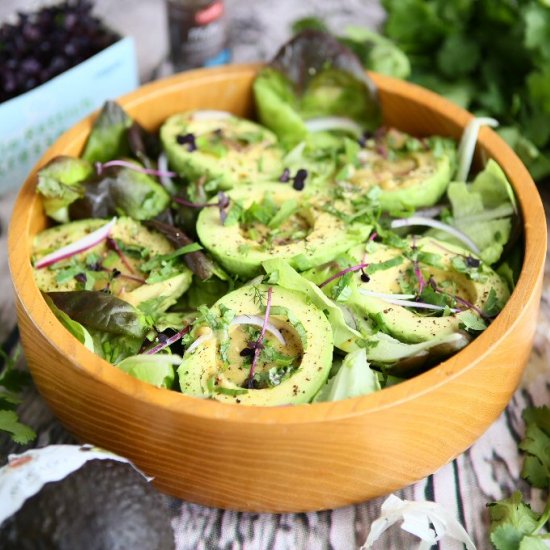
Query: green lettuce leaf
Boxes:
[
  {"xmin": 36, "ymin": 156, "xmax": 92, "ymax": 223},
  {"xmin": 82, "ymin": 101, "xmax": 133, "ymax": 164},
  {"xmin": 430, "ymin": 160, "xmax": 516, "ymax": 264},
  {"xmin": 116, "ymin": 354, "xmax": 180, "ymax": 388},
  {"xmin": 313, "ymin": 348, "xmax": 380, "ymax": 402},
  {"xmin": 254, "ymin": 30, "xmax": 381, "ymax": 146}
]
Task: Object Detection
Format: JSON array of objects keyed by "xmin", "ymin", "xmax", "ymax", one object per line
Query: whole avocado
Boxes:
[{"xmin": 0, "ymin": 448, "xmax": 175, "ymax": 550}]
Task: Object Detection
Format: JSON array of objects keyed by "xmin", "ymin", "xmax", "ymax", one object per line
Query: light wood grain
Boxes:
[{"xmin": 7, "ymin": 66, "xmax": 547, "ymax": 513}]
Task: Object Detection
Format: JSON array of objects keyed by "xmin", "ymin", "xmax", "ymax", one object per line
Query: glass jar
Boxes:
[{"xmin": 166, "ymin": 0, "xmax": 230, "ymax": 71}]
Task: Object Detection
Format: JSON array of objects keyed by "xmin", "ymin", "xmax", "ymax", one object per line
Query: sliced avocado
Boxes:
[
  {"xmin": 342, "ymin": 237, "xmax": 509, "ymax": 343},
  {"xmin": 346, "ymin": 129, "xmax": 456, "ymax": 211},
  {"xmin": 160, "ymin": 111, "xmax": 285, "ymax": 191},
  {"xmin": 32, "ymin": 217, "xmax": 192, "ymax": 313},
  {"xmin": 178, "ymin": 284, "xmax": 333, "ymax": 405},
  {"xmin": 196, "ymin": 182, "xmax": 371, "ymax": 279}
]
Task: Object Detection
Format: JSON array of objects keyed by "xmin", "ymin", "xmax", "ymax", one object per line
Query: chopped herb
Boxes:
[{"xmin": 365, "ymin": 256, "xmax": 403, "ymax": 274}]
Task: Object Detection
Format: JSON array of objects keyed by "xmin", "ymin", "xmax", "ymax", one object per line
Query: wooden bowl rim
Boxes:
[{"xmin": 8, "ymin": 63, "xmax": 547, "ymax": 426}]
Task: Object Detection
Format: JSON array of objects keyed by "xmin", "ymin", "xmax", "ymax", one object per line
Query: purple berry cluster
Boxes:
[{"xmin": 0, "ymin": 0, "xmax": 119, "ymax": 103}]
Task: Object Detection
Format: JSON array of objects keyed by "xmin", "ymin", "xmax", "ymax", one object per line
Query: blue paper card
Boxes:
[{"xmin": 0, "ymin": 36, "xmax": 139, "ymax": 194}]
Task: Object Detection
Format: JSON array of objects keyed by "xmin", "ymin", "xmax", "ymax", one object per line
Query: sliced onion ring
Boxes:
[
  {"xmin": 231, "ymin": 315, "xmax": 286, "ymax": 346},
  {"xmin": 358, "ymin": 289, "xmax": 460, "ymax": 313},
  {"xmin": 157, "ymin": 152, "xmax": 178, "ymax": 194},
  {"xmin": 190, "ymin": 110, "xmax": 233, "ymax": 121},
  {"xmin": 186, "ymin": 329, "xmax": 214, "ymax": 354},
  {"xmin": 456, "ymin": 116, "xmax": 499, "ymax": 182},
  {"xmin": 304, "ymin": 117, "xmax": 363, "ymax": 137},
  {"xmin": 359, "ymin": 290, "xmax": 417, "ymax": 300},
  {"xmin": 35, "ymin": 217, "xmax": 117, "ymax": 269},
  {"xmin": 390, "ymin": 216, "xmax": 480, "ymax": 254}
]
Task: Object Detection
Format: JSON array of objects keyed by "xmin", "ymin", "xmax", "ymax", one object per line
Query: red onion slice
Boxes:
[
  {"xmin": 231, "ymin": 315, "xmax": 286, "ymax": 346},
  {"xmin": 390, "ymin": 217, "xmax": 480, "ymax": 254},
  {"xmin": 304, "ymin": 117, "xmax": 363, "ymax": 137},
  {"xmin": 35, "ymin": 217, "xmax": 117, "ymax": 269}
]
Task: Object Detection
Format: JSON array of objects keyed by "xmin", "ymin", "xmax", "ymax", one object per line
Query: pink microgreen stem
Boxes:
[
  {"xmin": 247, "ymin": 287, "xmax": 273, "ymax": 388},
  {"xmin": 173, "ymin": 196, "xmax": 220, "ymax": 208},
  {"xmin": 145, "ymin": 325, "xmax": 191, "ymax": 355},
  {"xmin": 95, "ymin": 160, "xmax": 177, "ymax": 178},
  {"xmin": 319, "ymin": 263, "xmax": 369, "ymax": 289},
  {"xmin": 428, "ymin": 277, "xmax": 488, "ymax": 319},
  {"xmin": 106, "ymin": 236, "xmax": 135, "ymax": 274},
  {"xmin": 118, "ymin": 273, "xmax": 147, "ymax": 285}
]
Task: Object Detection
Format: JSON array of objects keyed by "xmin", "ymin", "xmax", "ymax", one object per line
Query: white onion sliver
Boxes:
[
  {"xmin": 186, "ymin": 331, "xmax": 214, "ymax": 354},
  {"xmin": 367, "ymin": 296, "xmax": 460, "ymax": 313},
  {"xmin": 157, "ymin": 152, "xmax": 177, "ymax": 194},
  {"xmin": 456, "ymin": 116, "xmax": 499, "ymax": 182},
  {"xmin": 390, "ymin": 216, "xmax": 480, "ymax": 254},
  {"xmin": 190, "ymin": 110, "xmax": 232, "ymax": 121},
  {"xmin": 359, "ymin": 289, "xmax": 417, "ymax": 300},
  {"xmin": 231, "ymin": 315, "xmax": 286, "ymax": 346},
  {"xmin": 304, "ymin": 117, "xmax": 363, "ymax": 137},
  {"xmin": 35, "ymin": 217, "xmax": 117, "ymax": 269}
]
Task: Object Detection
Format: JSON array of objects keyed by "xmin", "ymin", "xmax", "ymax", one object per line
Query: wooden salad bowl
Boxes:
[{"xmin": 8, "ymin": 65, "xmax": 547, "ymax": 512}]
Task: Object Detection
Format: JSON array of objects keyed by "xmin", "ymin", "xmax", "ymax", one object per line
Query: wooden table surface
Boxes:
[{"xmin": 1, "ymin": 1, "xmax": 550, "ymax": 549}]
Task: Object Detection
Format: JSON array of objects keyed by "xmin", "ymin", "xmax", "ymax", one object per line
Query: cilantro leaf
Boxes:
[
  {"xmin": 520, "ymin": 406, "xmax": 550, "ymax": 488},
  {"xmin": 488, "ymin": 491, "xmax": 541, "ymax": 550},
  {"xmin": 0, "ymin": 409, "xmax": 36, "ymax": 444}
]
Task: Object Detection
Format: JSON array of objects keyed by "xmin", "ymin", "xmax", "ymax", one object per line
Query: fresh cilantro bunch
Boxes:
[
  {"xmin": 488, "ymin": 406, "xmax": 550, "ymax": 548},
  {"xmin": 382, "ymin": 0, "xmax": 550, "ymax": 181},
  {"xmin": 0, "ymin": 345, "xmax": 36, "ymax": 445}
]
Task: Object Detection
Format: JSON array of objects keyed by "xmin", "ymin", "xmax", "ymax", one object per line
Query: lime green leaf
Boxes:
[
  {"xmin": 488, "ymin": 491, "xmax": 540, "ymax": 549},
  {"xmin": 0, "ymin": 410, "xmax": 36, "ymax": 445}
]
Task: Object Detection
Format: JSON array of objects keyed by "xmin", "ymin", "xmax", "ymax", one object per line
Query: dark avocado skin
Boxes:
[{"xmin": 0, "ymin": 459, "xmax": 175, "ymax": 550}]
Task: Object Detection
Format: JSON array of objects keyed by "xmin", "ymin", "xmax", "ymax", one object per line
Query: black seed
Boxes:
[
  {"xmin": 112, "ymin": 268, "xmax": 121, "ymax": 278},
  {"xmin": 292, "ymin": 168, "xmax": 308, "ymax": 191},
  {"xmin": 176, "ymin": 133, "xmax": 197, "ymax": 152},
  {"xmin": 466, "ymin": 256, "xmax": 480, "ymax": 268},
  {"xmin": 360, "ymin": 272, "xmax": 370, "ymax": 283},
  {"xmin": 240, "ymin": 348, "xmax": 254, "ymax": 357},
  {"xmin": 74, "ymin": 272, "xmax": 87, "ymax": 284}
]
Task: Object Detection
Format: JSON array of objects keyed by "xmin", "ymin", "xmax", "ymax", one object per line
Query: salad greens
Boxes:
[
  {"xmin": 31, "ymin": 30, "xmax": 520, "ymax": 407},
  {"xmin": 294, "ymin": 1, "xmax": 550, "ymax": 181},
  {"xmin": 0, "ymin": 345, "xmax": 36, "ymax": 445}
]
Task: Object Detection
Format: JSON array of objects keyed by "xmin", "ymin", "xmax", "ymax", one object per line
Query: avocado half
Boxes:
[
  {"xmin": 0, "ymin": 445, "xmax": 175, "ymax": 550},
  {"xmin": 178, "ymin": 284, "xmax": 333, "ymax": 405},
  {"xmin": 346, "ymin": 237, "xmax": 509, "ymax": 344},
  {"xmin": 160, "ymin": 110, "xmax": 285, "ymax": 190},
  {"xmin": 32, "ymin": 217, "xmax": 192, "ymax": 311},
  {"xmin": 196, "ymin": 182, "xmax": 371, "ymax": 278},
  {"xmin": 349, "ymin": 132, "xmax": 457, "ymax": 212}
]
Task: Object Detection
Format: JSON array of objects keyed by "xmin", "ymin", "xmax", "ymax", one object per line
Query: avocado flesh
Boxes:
[
  {"xmin": 196, "ymin": 183, "xmax": 371, "ymax": 278},
  {"xmin": 160, "ymin": 111, "xmax": 284, "ymax": 190},
  {"xmin": 345, "ymin": 237, "xmax": 509, "ymax": 344},
  {"xmin": 0, "ymin": 459, "xmax": 175, "ymax": 550},
  {"xmin": 32, "ymin": 217, "xmax": 192, "ymax": 311},
  {"xmin": 178, "ymin": 285, "xmax": 333, "ymax": 405},
  {"xmin": 348, "ymin": 132, "xmax": 456, "ymax": 211}
]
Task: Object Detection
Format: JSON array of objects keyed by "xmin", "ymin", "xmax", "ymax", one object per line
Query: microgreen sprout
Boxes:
[
  {"xmin": 318, "ymin": 262, "xmax": 369, "ymax": 289},
  {"xmin": 95, "ymin": 160, "xmax": 177, "ymax": 178},
  {"xmin": 247, "ymin": 287, "xmax": 273, "ymax": 388}
]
